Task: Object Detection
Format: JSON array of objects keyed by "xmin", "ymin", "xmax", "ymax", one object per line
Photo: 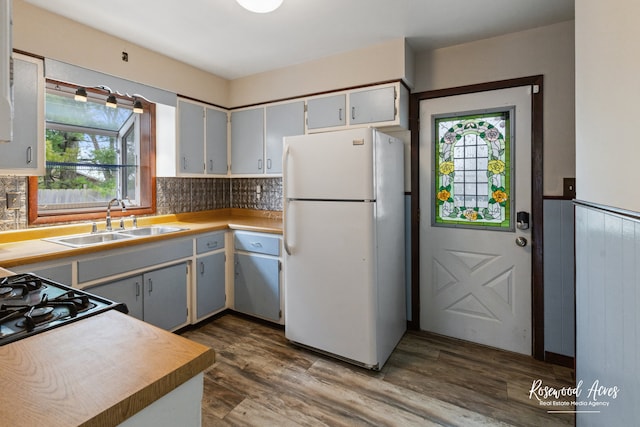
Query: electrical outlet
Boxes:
[{"xmin": 6, "ymin": 192, "xmax": 20, "ymax": 210}]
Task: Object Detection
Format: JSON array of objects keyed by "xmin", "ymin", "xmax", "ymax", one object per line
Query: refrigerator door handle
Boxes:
[{"xmin": 283, "ymin": 198, "xmax": 292, "ymax": 256}]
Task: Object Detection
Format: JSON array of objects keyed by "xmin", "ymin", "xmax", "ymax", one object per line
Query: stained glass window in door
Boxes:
[{"xmin": 433, "ymin": 110, "xmax": 512, "ymax": 229}]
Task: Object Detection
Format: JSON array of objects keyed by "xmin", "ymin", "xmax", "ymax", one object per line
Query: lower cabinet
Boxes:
[
  {"xmin": 88, "ymin": 262, "xmax": 188, "ymax": 331},
  {"xmin": 195, "ymin": 252, "xmax": 226, "ymax": 319},
  {"xmin": 233, "ymin": 231, "xmax": 281, "ymax": 323}
]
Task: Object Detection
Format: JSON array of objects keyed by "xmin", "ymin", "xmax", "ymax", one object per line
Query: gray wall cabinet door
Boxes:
[
  {"xmin": 88, "ymin": 275, "xmax": 144, "ymax": 321},
  {"xmin": 234, "ymin": 253, "xmax": 280, "ymax": 321},
  {"xmin": 196, "ymin": 252, "xmax": 226, "ymax": 318},
  {"xmin": 206, "ymin": 107, "xmax": 228, "ymax": 174},
  {"xmin": 265, "ymin": 101, "xmax": 304, "ymax": 174},
  {"xmin": 349, "ymin": 86, "xmax": 396, "ymax": 125},
  {"xmin": 178, "ymin": 100, "xmax": 205, "ymax": 173},
  {"xmin": 0, "ymin": 56, "xmax": 39, "ymax": 169},
  {"xmin": 143, "ymin": 263, "xmax": 188, "ymax": 330},
  {"xmin": 307, "ymin": 94, "xmax": 346, "ymax": 129},
  {"xmin": 231, "ymin": 108, "xmax": 264, "ymax": 174}
]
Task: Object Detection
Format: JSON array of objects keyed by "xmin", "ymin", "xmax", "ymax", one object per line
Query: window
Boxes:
[
  {"xmin": 433, "ymin": 109, "xmax": 512, "ymax": 229},
  {"xmin": 28, "ymin": 81, "xmax": 155, "ymax": 224}
]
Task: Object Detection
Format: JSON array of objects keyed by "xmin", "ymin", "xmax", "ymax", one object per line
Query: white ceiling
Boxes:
[{"xmin": 24, "ymin": 0, "xmax": 574, "ymax": 80}]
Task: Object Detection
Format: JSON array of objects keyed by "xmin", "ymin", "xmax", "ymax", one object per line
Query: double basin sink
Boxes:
[{"xmin": 44, "ymin": 226, "xmax": 188, "ymax": 248}]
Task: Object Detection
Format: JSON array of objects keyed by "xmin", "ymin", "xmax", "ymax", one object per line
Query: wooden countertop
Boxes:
[
  {"xmin": 0, "ymin": 208, "xmax": 282, "ymax": 268},
  {"xmin": 0, "ymin": 310, "xmax": 215, "ymax": 427}
]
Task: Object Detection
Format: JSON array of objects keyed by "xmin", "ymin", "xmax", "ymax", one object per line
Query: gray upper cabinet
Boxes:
[
  {"xmin": 177, "ymin": 98, "xmax": 228, "ymax": 176},
  {"xmin": 306, "ymin": 94, "xmax": 346, "ymax": 130},
  {"xmin": 231, "ymin": 107, "xmax": 264, "ymax": 174},
  {"xmin": 265, "ymin": 101, "xmax": 304, "ymax": 174},
  {"xmin": 177, "ymin": 99, "xmax": 204, "ymax": 174},
  {"xmin": 349, "ymin": 85, "xmax": 396, "ymax": 125},
  {"xmin": 0, "ymin": 53, "xmax": 44, "ymax": 175},
  {"xmin": 206, "ymin": 107, "xmax": 228, "ymax": 174}
]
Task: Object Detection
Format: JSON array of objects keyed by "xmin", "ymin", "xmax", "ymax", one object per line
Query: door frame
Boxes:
[{"xmin": 409, "ymin": 76, "xmax": 545, "ymax": 360}]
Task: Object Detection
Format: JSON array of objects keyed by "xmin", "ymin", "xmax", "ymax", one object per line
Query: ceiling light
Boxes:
[
  {"xmin": 133, "ymin": 99, "xmax": 144, "ymax": 114},
  {"xmin": 236, "ymin": 0, "xmax": 283, "ymax": 13},
  {"xmin": 105, "ymin": 94, "xmax": 117, "ymax": 108},
  {"xmin": 74, "ymin": 87, "xmax": 88, "ymax": 102}
]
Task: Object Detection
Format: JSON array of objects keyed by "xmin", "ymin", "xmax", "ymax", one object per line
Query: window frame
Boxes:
[{"xmin": 28, "ymin": 83, "xmax": 156, "ymax": 225}]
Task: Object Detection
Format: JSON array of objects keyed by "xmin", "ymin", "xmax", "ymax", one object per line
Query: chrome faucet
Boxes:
[{"xmin": 106, "ymin": 198, "xmax": 127, "ymax": 231}]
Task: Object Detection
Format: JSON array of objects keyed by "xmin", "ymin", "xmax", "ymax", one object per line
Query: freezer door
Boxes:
[
  {"xmin": 283, "ymin": 128, "xmax": 375, "ymax": 200},
  {"xmin": 284, "ymin": 199, "xmax": 378, "ymax": 366}
]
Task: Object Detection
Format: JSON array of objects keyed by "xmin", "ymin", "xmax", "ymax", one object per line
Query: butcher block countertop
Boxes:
[
  {"xmin": 0, "ymin": 208, "xmax": 282, "ymax": 268},
  {"xmin": 0, "ymin": 309, "xmax": 215, "ymax": 427}
]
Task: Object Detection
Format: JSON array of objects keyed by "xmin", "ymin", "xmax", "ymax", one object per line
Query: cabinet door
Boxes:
[
  {"xmin": 0, "ymin": 55, "xmax": 43, "ymax": 172},
  {"xmin": 196, "ymin": 252, "xmax": 226, "ymax": 318},
  {"xmin": 144, "ymin": 263, "xmax": 188, "ymax": 330},
  {"xmin": 234, "ymin": 253, "xmax": 280, "ymax": 321},
  {"xmin": 88, "ymin": 275, "xmax": 144, "ymax": 321},
  {"xmin": 177, "ymin": 99, "xmax": 204, "ymax": 174},
  {"xmin": 349, "ymin": 86, "xmax": 396, "ymax": 125},
  {"xmin": 231, "ymin": 108, "xmax": 264, "ymax": 174},
  {"xmin": 205, "ymin": 107, "xmax": 228, "ymax": 175},
  {"xmin": 265, "ymin": 101, "xmax": 304, "ymax": 174},
  {"xmin": 306, "ymin": 94, "xmax": 345, "ymax": 129}
]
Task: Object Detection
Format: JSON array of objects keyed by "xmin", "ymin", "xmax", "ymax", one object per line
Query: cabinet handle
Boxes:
[
  {"xmin": 200, "ymin": 261, "xmax": 205, "ymax": 274},
  {"xmin": 209, "ymin": 159, "xmax": 213, "ymax": 171},
  {"xmin": 251, "ymin": 242, "xmax": 263, "ymax": 248},
  {"xmin": 207, "ymin": 241, "xmax": 218, "ymax": 249},
  {"xmin": 352, "ymin": 106, "xmax": 356, "ymax": 120},
  {"xmin": 148, "ymin": 278, "xmax": 153, "ymax": 294},
  {"xmin": 338, "ymin": 108, "xmax": 342, "ymax": 122},
  {"xmin": 258, "ymin": 159, "xmax": 263, "ymax": 170},
  {"xmin": 267, "ymin": 158, "xmax": 272, "ymax": 170},
  {"xmin": 26, "ymin": 146, "xmax": 32, "ymax": 164},
  {"xmin": 135, "ymin": 282, "xmax": 140, "ymax": 297},
  {"xmin": 183, "ymin": 157, "xmax": 187, "ymax": 170}
]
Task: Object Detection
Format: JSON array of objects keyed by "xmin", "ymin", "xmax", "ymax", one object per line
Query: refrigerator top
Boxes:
[{"xmin": 284, "ymin": 128, "xmax": 377, "ymax": 201}]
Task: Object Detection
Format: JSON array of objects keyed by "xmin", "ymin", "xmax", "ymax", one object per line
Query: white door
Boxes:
[{"xmin": 419, "ymin": 86, "xmax": 532, "ymax": 354}]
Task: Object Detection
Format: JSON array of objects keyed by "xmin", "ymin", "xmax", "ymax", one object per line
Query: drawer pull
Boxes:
[
  {"xmin": 251, "ymin": 242, "xmax": 263, "ymax": 248},
  {"xmin": 207, "ymin": 241, "xmax": 218, "ymax": 248}
]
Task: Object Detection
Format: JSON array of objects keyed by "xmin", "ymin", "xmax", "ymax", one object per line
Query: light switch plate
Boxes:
[{"xmin": 6, "ymin": 191, "xmax": 20, "ymax": 210}]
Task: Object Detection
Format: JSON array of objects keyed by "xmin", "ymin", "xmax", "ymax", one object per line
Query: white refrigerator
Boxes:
[{"xmin": 283, "ymin": 127, "xmax": 406, "ymax": 370}]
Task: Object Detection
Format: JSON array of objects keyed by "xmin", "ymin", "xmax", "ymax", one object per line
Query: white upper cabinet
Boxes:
[
  {"xmin": 0, "ymin": 0, "xmax": 11, "ymax": 143},
  {"xmin": 0, "ymin": 53, "xmax": 44, "ymax": 175},
  {"xmin": 177, "ymin": 98, "xmax": 228, "ymax": 176},
  {"xmin": 306, "ymin": 81, "xmax": 408, "ymax": 133}
]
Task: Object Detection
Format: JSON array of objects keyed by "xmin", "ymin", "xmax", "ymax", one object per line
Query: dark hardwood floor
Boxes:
[{"xmin": 181, "ymin": 313, "xmax": 575, "ymax": 426}]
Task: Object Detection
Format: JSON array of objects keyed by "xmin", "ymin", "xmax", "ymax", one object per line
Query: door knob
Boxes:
[{"xmin": 515, "ymin": 236, "xmax": 528, "ymax": 247}]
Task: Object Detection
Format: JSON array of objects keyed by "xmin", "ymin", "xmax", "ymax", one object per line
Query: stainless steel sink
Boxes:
[
  {"xmin": 45, "ymin": 232, "xmax": 134, "ymax": 248},
  {"xmin": 44, "ymin": 226, "xmax": 188, "ymax": 248},
  {"xmin": 117, "ymin": 226, "xmax": 187, "ymax": 237}
]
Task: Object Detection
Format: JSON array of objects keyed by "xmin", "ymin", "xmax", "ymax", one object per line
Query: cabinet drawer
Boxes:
[
  {"xmin": 196, "ymin": 231, "xmax": 226, "ymax": 254},
  {"xmin": 234, "ymin": 231, "xmax": 280, "ymax": 256}
]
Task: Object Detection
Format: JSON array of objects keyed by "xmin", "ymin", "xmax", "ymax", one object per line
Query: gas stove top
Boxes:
[{"xmin": 0, "ymin": 273, "xmax": 128, "ymax": 346}]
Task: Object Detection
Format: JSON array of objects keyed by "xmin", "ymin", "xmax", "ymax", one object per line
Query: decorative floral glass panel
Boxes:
[{"xmin": 433, "ymin": 110, "xmax": 512, "ymax": 229}]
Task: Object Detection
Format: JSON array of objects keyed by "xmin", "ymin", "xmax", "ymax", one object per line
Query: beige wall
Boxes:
[
  {"xmin": 229, "ymin": 38, "xmax": 410, "ymax": 107},
  {"xmin": 13, "ymin": 0, "xmax": 229, "ymax": 106},
  {"xmin": 413, "ymin": 21, "xmax": 575, "ymax": 197},
  {"xmin": 575, "ymin": 0, "xmax": 640, "ymax": 212}
]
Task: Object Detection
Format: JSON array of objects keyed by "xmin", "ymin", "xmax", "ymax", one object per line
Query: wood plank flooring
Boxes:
[{"xmin": 181, "ymin": 314, "xmax": 575, "ymax": 426}]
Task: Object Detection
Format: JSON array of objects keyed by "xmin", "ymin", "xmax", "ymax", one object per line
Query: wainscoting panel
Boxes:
[
  {"xmin": 543, "ymin": 199, "xmax": 575, "ymax": 357},
  {"xmin": 575, "ymin": 204, "xmax": 639, "ymax": 426}
]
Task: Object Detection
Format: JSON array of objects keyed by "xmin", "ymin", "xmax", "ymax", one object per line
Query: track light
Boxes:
[
  {"xmin": 133, "ymin": 98, "xmax": 144, "ymax": 114},
  {"xmin": 74, "ymin": 87, "xmax": 88, "ymax": 102},
  {"xmin": 105, "ymin": 94, "xmax": 117, "ymax": 108}
]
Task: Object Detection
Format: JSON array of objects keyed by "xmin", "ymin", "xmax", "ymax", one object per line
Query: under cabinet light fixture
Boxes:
[
  {"xmin": 133, "ymin": 98, "xmax": 144, "ymax": 114},
  {"xmin": 74, "ymin": 87, "xmax": 88, "ymax": 102},
  {"xmin": 105, "ymin": 94, "xmax": 117, "ymax": 108},
  {"xmin": 236, "ymin": 0, "xmax": 283, "ymax": 13}
]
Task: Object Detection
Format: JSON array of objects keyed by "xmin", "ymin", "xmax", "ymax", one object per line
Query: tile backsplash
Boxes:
[{"xmin": 0, "ymin": 175, "xmax": 283, "ymax": 231}]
